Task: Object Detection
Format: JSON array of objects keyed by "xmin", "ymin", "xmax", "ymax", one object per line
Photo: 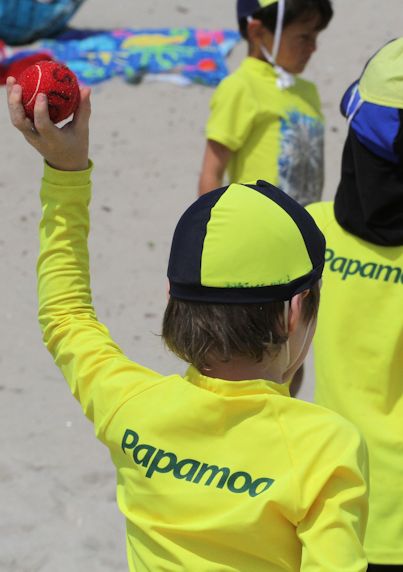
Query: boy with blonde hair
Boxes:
[{"xmin": 7, "ymin": 73, "xmax": 368, "ymax": 571}]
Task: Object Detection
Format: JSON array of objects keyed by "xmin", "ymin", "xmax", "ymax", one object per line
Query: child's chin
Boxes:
[
  {"xmin": 297, "ymin": 59, "xmax": 312, "ymax": 73},
  {"xmin": 288, "ymin": 63, "xmax": 307, "ymax": 75},
  {"xmin": 283, "ymin": 62, "xmax": 307, "ymax": 75}
]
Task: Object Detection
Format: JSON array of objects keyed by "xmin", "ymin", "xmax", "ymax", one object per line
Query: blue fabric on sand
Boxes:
[{"xmin": 0, "ymin": 0, "xmax": 85, "ymax": 45}]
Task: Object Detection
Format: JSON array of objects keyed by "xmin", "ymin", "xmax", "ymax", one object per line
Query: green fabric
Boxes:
[
  {"xmin": 201, "ymin": 183, "xmax": 312, "ymax": 287},
  {"xmin": 359, "ymin": 38, "xmax": 403, "ymax": 108},
  {"xmin": 258, "ymin": 0, "xmax": 279, "ymax": 6}
]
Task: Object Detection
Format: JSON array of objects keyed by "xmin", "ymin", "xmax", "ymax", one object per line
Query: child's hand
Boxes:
[{"xmin": 7, "ymin": 76, "xmax": 91, "ymax": 172}]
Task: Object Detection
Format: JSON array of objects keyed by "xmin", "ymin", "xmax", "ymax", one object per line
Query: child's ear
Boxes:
[
  {"xmin": 247, "ymin": 18, "xmax": 269, "ymax": 43},
  {"xmin": 288, "ymin": 291, "xmax": 309, "ymax": 333}
]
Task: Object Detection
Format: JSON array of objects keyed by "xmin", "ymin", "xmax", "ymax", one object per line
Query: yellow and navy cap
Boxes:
[
  {"xmin": 237, "ymin": 0, "xmax": 278, "ymax": 20},
  {"xmin": 341, "ymin": 38, "xmax": 403, "ymax": 163},
  {"xmin": 168, "ymin": 181, "xmax": 325, "ymax": 303},
  {"xmin": 359, "ymin": 38, "xmax": 403, "ymax": 109}
]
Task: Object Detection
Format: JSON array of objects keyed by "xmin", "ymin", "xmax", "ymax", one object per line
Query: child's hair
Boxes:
[
  {"xmin": 162, "ymin": 282, "xmax": 320, "ymax": 370},
  {"xmin": 239, "ymin": 0, "xmax": 333, "ymax": 40}
]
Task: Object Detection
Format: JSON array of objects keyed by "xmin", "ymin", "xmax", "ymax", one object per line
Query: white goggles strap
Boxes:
[
  {"xmin": 347, "ymin": 97, "xmax": 364, "ymax": 127},
  {"xmin": 272, "ymin": 0, "xmax": 285, "ymax": 63},
  {"xmin": 247, "ymin": 1, "xmax": 295, "ymax": 91},
  {"xmin": 246, "ymin": 0, "xmax": 284, "ymax": 65},
  {"xmin": 283, "ymin": 300, "xmax": 290, "ymax": 367}
]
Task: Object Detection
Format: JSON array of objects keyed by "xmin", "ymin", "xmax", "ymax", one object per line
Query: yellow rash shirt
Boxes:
[
  {"xmin": 307, "ymin": 201, "xmax": 403, "ymax": 564},
  {"xmin": 206, "ymin": 57, "xmax": 324, "ymax": 206},
  {"xmin": 38, "ymin": 164, "xmax": 369, "ymax": 571}
]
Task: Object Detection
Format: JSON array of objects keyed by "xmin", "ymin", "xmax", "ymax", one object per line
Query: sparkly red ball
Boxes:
[{"xmin": 18, "ymin": 60, "xmax": 80, "ymax": 124}]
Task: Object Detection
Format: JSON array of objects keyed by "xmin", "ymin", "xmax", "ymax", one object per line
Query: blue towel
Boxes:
[{"xmin": 0, "ymin": 0, "xmax": 86, "ymax": 45}]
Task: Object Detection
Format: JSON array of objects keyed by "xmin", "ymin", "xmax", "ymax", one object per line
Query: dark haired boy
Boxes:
[
  {"xmin": 307, "ymin": 38, "xmax": 403, "ymax": 571},
  {"xmin": 7, "ymin": 76, "xmax": 368, "ymax": 570},
  {"xmin": 199, "ymin": 0, "xmax": 333, "ymax": 205}
]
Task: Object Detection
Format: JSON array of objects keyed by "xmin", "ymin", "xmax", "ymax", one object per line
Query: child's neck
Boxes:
[
  {"xmin": 248, "ymin": 46, "xmax": 269, "ymax": 63},
  {"xmin": 200, "ymin": 355, "xmax": 285, "ymax": 384}
]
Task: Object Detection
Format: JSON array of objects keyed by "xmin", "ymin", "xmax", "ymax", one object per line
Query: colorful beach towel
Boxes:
[{"xmin": 40, "ymin": 28, "xmax": 240, "ymax": 86}]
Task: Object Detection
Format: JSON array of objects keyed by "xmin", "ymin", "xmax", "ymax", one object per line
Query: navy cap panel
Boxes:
[
  {"xmin": 237, "ymin": 0, "xmax": 262, "ymax": 19},
  {"xmin": 170, "ymin": 266, "xmax": 322, "ymax": 304},
  {"xmin": 167, "ymin": 186, "xmax": 228, "ymax": 286}
]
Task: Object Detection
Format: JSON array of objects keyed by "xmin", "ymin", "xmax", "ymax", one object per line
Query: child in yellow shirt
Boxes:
[
  {"xmin": 307, "ymin": 39, "xmax": 403, "ymax": 572},
  {"xmin": 199, "ymin": 0, "xmax": 333, "ymax": 204},
  {"xmin": 7, "ymin": 73, "xmax": 368, "ymax": 571}
]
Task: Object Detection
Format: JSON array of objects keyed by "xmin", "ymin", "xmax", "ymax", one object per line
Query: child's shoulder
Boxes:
[
  {"xmin": 216, "ymin": 62, "xmax": 253, "ymax": 91},
  {"xmin": 306, "ymin": 201, "xmax": 335, "ymax": 233},
  {"xmin": 216, "ymin": 57, "xmax": 277, "ymax": 93},
  {"xmin": 210, "ymin": 62, "xmax": 257, "ymax": 109},
  {"xmin": 295, "ymin": 75, "xmax": 319, "ymax": 91},
  {"xmin": 277, "ymin": 396, "xmax": 365, "ymax": 453},
  {"xmin": 294, "ymin": 76, "xmax": 321, "ymax": 104},
  {"xmin": 276, "ymin": 398, "xmax": 368, "ymax": 498}
]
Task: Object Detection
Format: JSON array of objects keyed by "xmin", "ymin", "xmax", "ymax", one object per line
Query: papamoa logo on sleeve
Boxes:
[
  {"xmin": 122, "ymin": 429, "xmax": 275, "ymax": 498},
  {"xmin": 325, "ymin": 248, "xmax": 403, "ymax": 284}
]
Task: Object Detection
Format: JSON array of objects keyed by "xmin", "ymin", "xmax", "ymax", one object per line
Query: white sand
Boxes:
[{"xmin": 0, "ymin": 1, "xmax": 402, "ymax": 569}]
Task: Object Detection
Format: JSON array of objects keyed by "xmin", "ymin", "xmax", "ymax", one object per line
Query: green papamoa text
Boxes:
[
  {"xmin": 122, "ymin": 429, "xmax": 275, "ymax": 498},
  {"xmin": 325, "ymin": 248, "xmax": 403, "ymax": 284}
]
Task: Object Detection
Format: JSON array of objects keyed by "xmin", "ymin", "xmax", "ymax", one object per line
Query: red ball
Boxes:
[{"xmin": 18, "ymin": 60, "xmax": 80, "ymax": 124}]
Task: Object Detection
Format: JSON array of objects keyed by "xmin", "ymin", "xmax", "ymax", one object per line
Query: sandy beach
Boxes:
[{"xmin": 1, "ymin": 1, "xmax": 402, "ymax": 570}]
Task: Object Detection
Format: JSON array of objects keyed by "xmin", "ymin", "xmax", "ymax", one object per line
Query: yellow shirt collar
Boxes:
[
  {"xmin": 241, "ymin": 56, "xmax": 278, "ymax": 80},
  {"xmin": 184, "ymin": 365, "xmax": 290, "ymax": 397}
]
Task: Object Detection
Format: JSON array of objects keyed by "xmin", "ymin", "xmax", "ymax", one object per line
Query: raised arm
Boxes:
[
  {"xmin": 7, "ymin": 78, "xmax": 161, "ymax": 438},
  {"xmin": 7, "ymin": 77, "xmax": 90, "ymax": 172}
]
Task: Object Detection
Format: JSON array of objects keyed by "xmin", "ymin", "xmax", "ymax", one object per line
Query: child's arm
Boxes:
[
  {"xmin": 294, "ymin": 417, "xmax": 369, "ymax": 571},
  {"xmin": 7, "ymin": 78, "xmax": 162, "ymax": 438},
  {"xmin": 198, "ymin": 139, "xmax": 231, "ymax": 196},
  {"xmin": 7, "ymin": 77, "xmax": 90, "ymax": 172},
  {"xmin": 199, "ymin": 73, "xmax": 256, "ymax": 197}
]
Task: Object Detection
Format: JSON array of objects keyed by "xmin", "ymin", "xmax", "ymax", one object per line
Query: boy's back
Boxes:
[
  {"xmin": 308, "ymin": 201, "xmax": 403, "ymax": 563},
  {"xmin": 307, "ymin": 37, "xmax": 403, "ymax": 567},
  {"xmin": 114, "ymin": 369, "xmax": 367, "ymax": 570}
]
